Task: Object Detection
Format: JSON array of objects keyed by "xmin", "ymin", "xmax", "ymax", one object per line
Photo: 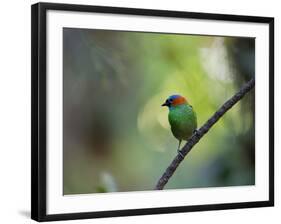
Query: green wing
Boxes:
[{"xmin": 168, "ymin": 105, "xmax": 197, "ymax": 141}]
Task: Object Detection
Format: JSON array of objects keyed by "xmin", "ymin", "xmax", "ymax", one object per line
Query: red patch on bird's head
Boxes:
[{"xmin": 171, "ymin": 95, "xmax": 188, "ymax": 106}]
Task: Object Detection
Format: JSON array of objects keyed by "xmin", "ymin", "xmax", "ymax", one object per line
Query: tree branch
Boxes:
[{"xmin": 154, "ymin": 78, "xmax": 255, "ymax": 190}]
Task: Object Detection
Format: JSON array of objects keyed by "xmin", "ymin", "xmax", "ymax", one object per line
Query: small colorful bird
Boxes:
[{"xmin": 162, "ymin": 94, "xmax": 197, "ymax": 156}]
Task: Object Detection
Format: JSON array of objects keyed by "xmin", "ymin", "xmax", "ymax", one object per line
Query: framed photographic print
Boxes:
[{"xmin": 31, "ymin": 2, "xmax": 274, "ymax": 222}]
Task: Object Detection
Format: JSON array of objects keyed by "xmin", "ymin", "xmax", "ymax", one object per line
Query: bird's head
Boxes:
[{"xmin": 162, "ymin": 95, "xmax": 188, "ymax": 108}]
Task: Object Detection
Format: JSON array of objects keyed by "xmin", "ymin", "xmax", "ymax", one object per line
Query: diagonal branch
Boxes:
[{"xmin": 154, "ymin": 78, "xmax": 255, "ymax": 190}]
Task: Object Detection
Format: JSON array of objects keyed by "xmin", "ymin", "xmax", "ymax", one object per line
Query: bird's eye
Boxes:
[{"xmin": 168, "ymin": 99, "xmax": 173, "ymax": 103}]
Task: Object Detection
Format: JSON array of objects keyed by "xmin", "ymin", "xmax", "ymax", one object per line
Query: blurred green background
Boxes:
[{"xmin": 63, "ymin": 28, "xmax": 255, "ymax": 194}]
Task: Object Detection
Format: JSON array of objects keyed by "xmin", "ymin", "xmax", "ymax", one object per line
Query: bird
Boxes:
[{"xmin": 162, "ymin": 94, "xmax": 197, "ymax": 157}]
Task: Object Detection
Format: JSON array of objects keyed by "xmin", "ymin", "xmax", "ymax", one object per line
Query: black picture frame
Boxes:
[{"xmin": 31, "ymin": 2, "xmax": 274, "ymax": 222}]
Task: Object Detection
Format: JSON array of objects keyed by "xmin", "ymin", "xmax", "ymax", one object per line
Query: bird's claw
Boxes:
[
  {"xmin": 193, "ymin": 129, "xmax": 199, "ymax": 136},
  {"xmin": 177, "ymin": 149, "xmax": 184, "ymax": 159}
]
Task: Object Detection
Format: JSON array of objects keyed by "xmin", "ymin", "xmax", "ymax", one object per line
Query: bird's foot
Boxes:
[
  {"xmin": 177, "ymin": 149, "xmax": 185, "ymax": 159},
  {"xmin": 193, "ymin": 129, "xmax": 199, "ymax": 136}
]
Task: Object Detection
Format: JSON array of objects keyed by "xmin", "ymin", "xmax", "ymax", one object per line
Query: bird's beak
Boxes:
[{"xmin": 162, "ymin": 102, "xmax": 168, "ymax": 107}]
